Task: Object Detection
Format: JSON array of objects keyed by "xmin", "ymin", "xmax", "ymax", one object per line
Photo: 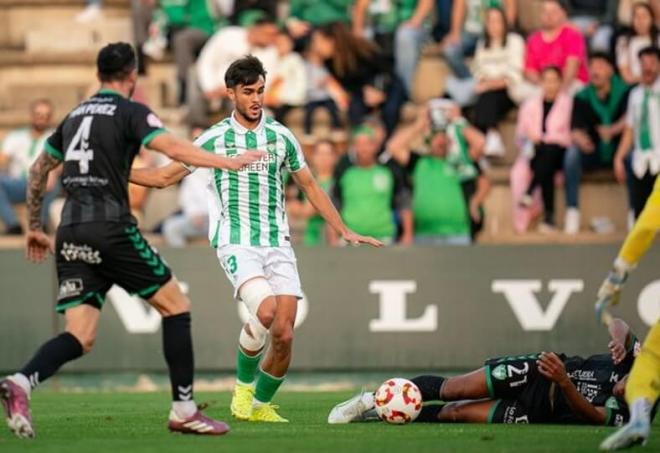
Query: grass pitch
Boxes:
[{"xmin": 1, "ymin": 391, "xmax": 658, "ymax": 453}]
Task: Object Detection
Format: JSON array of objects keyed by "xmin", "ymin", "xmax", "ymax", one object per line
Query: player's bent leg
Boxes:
[
  {"xmin": 436, "ymin": 400, "xmax": 499, "ymax": 424},
  {"xmin": 147, "ymin": 278, "xmax": 230, "ymax": 436},
  {"xmin": 437, "ymin": 368, "xmax": 490, "ymax": 401},
  {"xmin": 250, "ymin": 295, "xmax": 297, "ymax": 423},
  {"xmin": 1, "ymin": 304, "xmax": 97, "ymax": 439}
]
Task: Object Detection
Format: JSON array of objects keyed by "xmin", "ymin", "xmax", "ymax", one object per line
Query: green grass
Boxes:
[{"xmin": 1, "ymin": 391, "xmax": 658, "ymax": 453}]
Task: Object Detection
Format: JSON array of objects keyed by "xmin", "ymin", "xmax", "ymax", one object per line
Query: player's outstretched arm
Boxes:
[
  {"xmin": 596, "ymin": 179, "xmax": 660, "ymax": 322},
  {"xmin": 291, "ymin": 167, "xmax": 383, "ymax": 247},
  {"xmin": 536, "ymin": 352, "xmax": 607, "ymax": 425},
  {"xmin": 129, "ymin": 161, "xmax": 192, "ymax": 189},
  {"xmin": 607, "ymin": 318, "xmax": 633, "ymax": 364},
  {"xmin": 148, "ymin": 132, "xmax": 264, "ymax": 171},
  {"xmin": 26, "ymin": 151, "xmax": 61, "ymax": 262}
]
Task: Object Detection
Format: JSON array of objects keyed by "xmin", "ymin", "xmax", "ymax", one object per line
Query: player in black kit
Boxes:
[
  {"xmin": 0, "ymin": 42, "xmax": 264, "ymax": 439},
  {"xmin": 329, "ymin": 317, "xmax": 650, "ymax": 427}
]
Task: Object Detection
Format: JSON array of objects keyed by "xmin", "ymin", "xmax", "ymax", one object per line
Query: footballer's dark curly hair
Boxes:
[
  {"xmin": 97, "ymin": 42, "xmax": 137, "ymax": 82},
  {"xmin": 224, "ymin": 55, "xmax": 267, "ymax": 89}
]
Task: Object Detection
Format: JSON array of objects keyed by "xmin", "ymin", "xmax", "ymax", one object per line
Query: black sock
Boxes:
[
  {"xmin": 162, "ymin": 312, "xmax": 194, "ymax": 402},
  {"xmin": 20, "ymin": 332, "xmax": 83, "ymax": 388},
  {"xmin": 415, "ymin": 404, "xmax": 445, "ymax": 423},
  {"xmin": 410, "ymin": 375, "xmax": 446, "ymax": 402}
]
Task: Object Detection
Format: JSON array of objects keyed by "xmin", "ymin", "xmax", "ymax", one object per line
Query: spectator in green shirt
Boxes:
[
  {"xmin": 388, "ymin": 104, "xmax": 490, "ymax": 243},
  {"xmin": 332, "ymin": 127, "xmax": 414, "ymax": 245},
  {"xmin": 285, "ymin": 0, "xmax": 353, "ymax": 39},
  {"xmin": 288, "ymin": 140, "xmax": 338, "ymax": 246}
]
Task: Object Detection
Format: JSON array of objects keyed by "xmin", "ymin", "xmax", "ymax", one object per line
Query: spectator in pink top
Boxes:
[{"xmin": 524, "ymin": 0, "xmax": 589, "ymax": 91}]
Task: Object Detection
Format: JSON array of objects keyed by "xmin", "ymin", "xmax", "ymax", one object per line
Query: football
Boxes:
[{"xmin": 374, "ymin": 378, "xmax": 423, "ymax": 424}]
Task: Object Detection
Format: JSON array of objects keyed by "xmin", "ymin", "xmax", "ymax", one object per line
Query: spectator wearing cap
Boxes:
[
  {"xmin": 524, "ymin": 0, "xmax": 589, "ymax": 92},
  {"xmin": 613, "ymin": 46, "xmax": 660, "ymax": 219},
  {"xmin": 331, "ymin": 126, "xmax": 413, "ymax": 245},
  {"xmin": 564, "ymin": 52, "xmax": 631, "ymax": 234}
]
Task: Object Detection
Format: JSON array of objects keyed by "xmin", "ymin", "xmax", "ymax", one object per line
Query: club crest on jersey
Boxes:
[
  {"xmin": 373, "ymin": 173, "xmax": 390, "ymax": 192},
  {"xmin": 58, "ymin": 279, "xmax": 84, "ymax": 300},
  {"xmin": 147, "ymin": 113, "xmax": 164, "ymax": 128},
  {"xmin": 492, "ymin": 364, "xmax": 507, "ymax": 380},
  {"xmin": 60, "ymin": 242, "xmax": 102, "ymax": 264}
]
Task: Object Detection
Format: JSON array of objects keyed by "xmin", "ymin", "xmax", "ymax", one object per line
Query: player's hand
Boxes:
[
  {"xmin": 26, "ymin": 229, "xmax": 53, "ymax": 264},
  {"xmin": 342, "ymin": 230, "xmax": 384, "ymax": 248},
  {"xmin": 224, "ymin": 151, "xmax": 266, "ymax": 171},
  {"xmin": 608, "ymin": 340, "xmax": 627, "ymax": 365},
  {"xmin": 537, "ymin": 352, "xmax": 569, "ymax": 386}
]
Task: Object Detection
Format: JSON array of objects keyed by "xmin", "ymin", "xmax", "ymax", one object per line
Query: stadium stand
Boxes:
[{"xmin": 0, "ymin": 0, "xmax": 644, "ymax": 245}]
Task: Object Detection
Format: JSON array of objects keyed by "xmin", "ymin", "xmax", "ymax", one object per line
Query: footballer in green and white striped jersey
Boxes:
[{"xmin": 193, "ymin": 112, "xmax": 306, "ymax": 249}]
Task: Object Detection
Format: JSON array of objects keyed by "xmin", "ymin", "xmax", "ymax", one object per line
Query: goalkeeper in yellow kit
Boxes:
[{"xmin": 596, "ymin": 46, "xmax": 660, "ymax": 451}]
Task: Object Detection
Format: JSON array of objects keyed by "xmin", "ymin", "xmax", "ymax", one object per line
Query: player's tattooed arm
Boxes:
[
  {"xmin": 27, "ymin": 152, "xmax": 61, "ymax": 231},
  {"xmin": 129, "ymin": 161, "xmax": 192, "ymax": 189}
]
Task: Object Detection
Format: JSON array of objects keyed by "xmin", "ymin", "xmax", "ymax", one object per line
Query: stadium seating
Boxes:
[{"xmin": 0, "ymin": 0, "xmax": 630, "ymax": 244}]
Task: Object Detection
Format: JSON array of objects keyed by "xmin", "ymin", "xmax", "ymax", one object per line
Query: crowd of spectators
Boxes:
[{"xmin": 2, "ymin": 0, "xmax": 660, "ymax": 247}]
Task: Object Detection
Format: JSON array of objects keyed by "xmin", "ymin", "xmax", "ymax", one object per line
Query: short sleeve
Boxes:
[
  {"xmin": 565, "ymin": 28, "xmax": 587, "ymax": 59},
  {"xmin": 283, "ymin": 132, "xmax": 307, "ymax": 173},
  {"xmin": 45, "ymin": 121, "xmax": 65, "ymax": 161},
  {"xmin": 128, "ymin": 102, "xmax": 167, "ymax": 147}
]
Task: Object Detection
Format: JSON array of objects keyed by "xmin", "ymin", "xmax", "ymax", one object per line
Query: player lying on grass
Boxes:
[{"xmin": 329, "ymin": 317, "xmax": 648, "ymax": 426}]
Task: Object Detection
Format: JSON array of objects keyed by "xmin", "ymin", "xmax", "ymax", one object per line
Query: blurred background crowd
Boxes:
[{"xmin": 1, "ymin": 0, "xmax": 659, "ymax": 247}]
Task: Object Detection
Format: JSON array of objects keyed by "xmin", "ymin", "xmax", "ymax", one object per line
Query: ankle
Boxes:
[
  {"xmin": 172, "ymin": 400, "xmax": 197, "ymax": 419},
  {"xmin": 8, "ymin": 373, "xmax": 32, "ymax": 395}
]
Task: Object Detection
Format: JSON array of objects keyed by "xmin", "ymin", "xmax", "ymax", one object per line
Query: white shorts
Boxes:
[{"xmin": 216, "ymin": 244, "xmax": 303, "ymax": 300}]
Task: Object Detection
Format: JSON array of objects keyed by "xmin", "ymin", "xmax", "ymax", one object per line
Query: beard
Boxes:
[{"xmin": 237, "ymin": 103, "xmax": 261, "ymax": 122}]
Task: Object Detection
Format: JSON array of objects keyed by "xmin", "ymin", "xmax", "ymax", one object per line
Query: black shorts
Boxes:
[
  {"xmin": 484, "ymin": 353, "xmax": 555, "ymax": 424},
  {"xmin": 55, "ymin": 222, "xmax": 172, "ymax": 313}
]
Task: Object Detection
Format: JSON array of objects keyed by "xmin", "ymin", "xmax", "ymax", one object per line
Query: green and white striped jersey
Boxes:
[{"xmin": 193, "ymin": 112, "xmax": 306, "ymax": 248}]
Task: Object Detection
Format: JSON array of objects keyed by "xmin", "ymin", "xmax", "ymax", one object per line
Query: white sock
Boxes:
[
  {"xmin": 630, "ymin": 398, "xmax": 652, "ymax": 423},
  {"xmin": 253, "ymin": 398, "xmax": 266, "ymax": 408},
  {"xmin": 172, "ymin": 400, "xmax": 197, "ymax": 419},
  {"xmin": 9, "ymin": 373, "xmax": 31, "ymax": 396},
  {"xmin": 361, "ymin": 392, "xmax": 375, "ymax": 410}
]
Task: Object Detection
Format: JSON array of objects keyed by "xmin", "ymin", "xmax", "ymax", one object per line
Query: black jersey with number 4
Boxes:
[{"xmin": 45, "ymin": 89, "xmax": 165, "ymax": 226}]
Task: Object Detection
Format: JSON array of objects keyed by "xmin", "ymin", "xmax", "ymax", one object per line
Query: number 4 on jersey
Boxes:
[{"xmin": 66, "ymin": 116, "xmax": 94, "ymax": 174}]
